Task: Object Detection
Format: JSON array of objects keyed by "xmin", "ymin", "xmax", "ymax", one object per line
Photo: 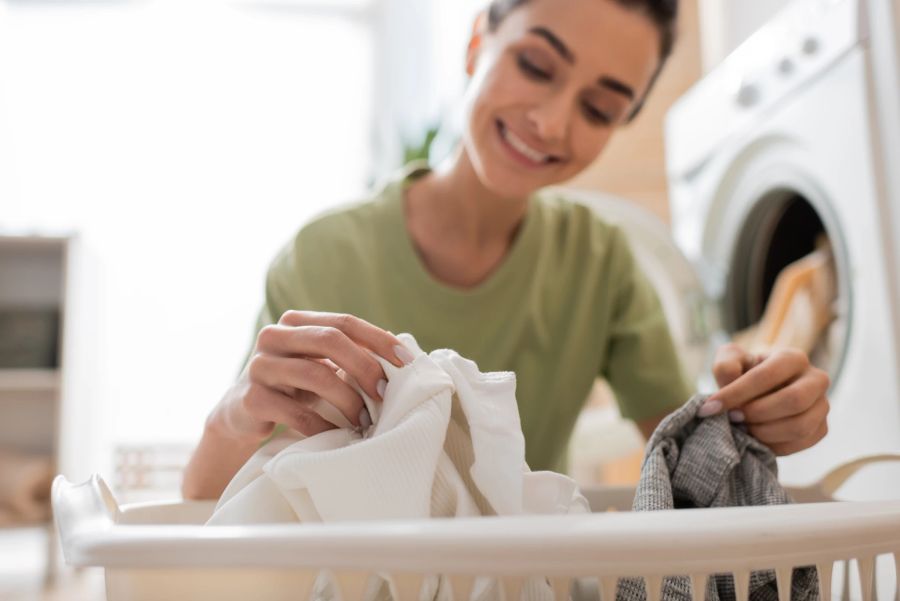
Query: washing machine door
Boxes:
[{"xmin": 554, "ymin": 188, "xmax": 719, "ymax": 388}]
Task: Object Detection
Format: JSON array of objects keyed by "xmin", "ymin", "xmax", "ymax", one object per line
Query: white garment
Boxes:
[{"xmin": 208, "ymin": 333, "xmax": 589, "ymax": 600}]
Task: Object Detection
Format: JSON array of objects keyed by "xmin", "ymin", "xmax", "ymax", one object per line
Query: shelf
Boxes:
[
  {"xmin": 0, "ymin": 518, "xmax": 55, "ymax": 535},
  {"xmin": 0, "ymin": 369, "xmax": 60, "ymax": 392},
  {"xmin": 0, "ymin": 233, "xmax": 71, "ymax": 250}
]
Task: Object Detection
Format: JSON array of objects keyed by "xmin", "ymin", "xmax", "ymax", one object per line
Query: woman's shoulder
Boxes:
[
  {"xmin": 297, "ymin": 197, "xmax": 383, "ymax": 246},
  {"xmin": 265, "ymin": 186, "xmax": 395, "ymax": 283},
  {"xmin": 533, "ymin": 190, "xmax": 631, "ymax": 260},
  {"xmin": 291, "ymin": 180, "xmax": 398, "ymax": 250},
  {"xmin": 294, "ymin": 164, "xmax": 416, "ymax": 248}
]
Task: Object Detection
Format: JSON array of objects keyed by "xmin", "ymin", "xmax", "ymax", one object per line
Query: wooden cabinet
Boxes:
[{"xmin": 0, "ymin": 234, "xmax": 71, "ymax": 583}]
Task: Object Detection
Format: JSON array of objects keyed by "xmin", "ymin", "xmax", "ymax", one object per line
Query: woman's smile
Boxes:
[{"xmin": 495, "ymin": 118, "xmax": 562, "ymax": 170}]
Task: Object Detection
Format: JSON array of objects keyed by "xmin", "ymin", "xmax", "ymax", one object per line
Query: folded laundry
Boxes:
[{"xmin": 208, "ymin": 333, "xmax": 588, "ymax": 601}]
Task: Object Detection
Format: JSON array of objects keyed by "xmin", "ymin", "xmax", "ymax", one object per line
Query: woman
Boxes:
[{"xmin": 182, "ymin": 0, "xmax": 830, "ymax": 500}]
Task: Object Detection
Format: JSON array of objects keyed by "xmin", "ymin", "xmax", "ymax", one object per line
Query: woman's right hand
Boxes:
[{"xmin": 208, "ymin": 310, "xmax": 412, "ymax": 444}]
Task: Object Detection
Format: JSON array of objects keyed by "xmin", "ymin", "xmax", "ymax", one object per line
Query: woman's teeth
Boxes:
[{"xmin": 500, "ymin": 122, "xmax": 554, "ymax": 164}]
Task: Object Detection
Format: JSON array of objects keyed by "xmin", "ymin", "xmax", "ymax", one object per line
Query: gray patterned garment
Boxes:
[{"xmin": 578, "ymin": 394, "xmax": 819, "ymax": 601}]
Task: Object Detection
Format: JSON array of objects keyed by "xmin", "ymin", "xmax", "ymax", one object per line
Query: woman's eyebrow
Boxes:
[
  {"xmin": 528, "ymin": 26, "xmax": 574, "ymax": 63},
  {"xmin": 527, "ymin": 26, "xmax": 636, "ymax": 100},
  {"xmin": 599, "ymin": 76, "xmax": 634, "ymax": 100}
]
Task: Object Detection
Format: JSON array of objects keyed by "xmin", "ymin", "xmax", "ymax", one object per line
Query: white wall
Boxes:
[
  {"xmin": 0, "ymin": 0, "xmax": 496, "ymax": 485},
  {"xmin": 427, "ymin": 0, "xmax": 488, "ymax": 162},
  {"xmin": 371, "ymin": 0, "xmax": 486, "ymax": 172},
  {"xmin": 699, "ymin": 0, "xmax": 789, "ymax": 70},
  {"xmin": 0, "ymin": 0, "xmax": 375, "ymax": 472}
]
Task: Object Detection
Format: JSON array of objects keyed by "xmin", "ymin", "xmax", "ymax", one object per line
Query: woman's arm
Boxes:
[
  {"xmin": 635, "ymin": 412, "xmax": 668, "ymax": 441},
  {"xmin": 181, "ymin": 409, "xmax": 262, "ymax": 500}
]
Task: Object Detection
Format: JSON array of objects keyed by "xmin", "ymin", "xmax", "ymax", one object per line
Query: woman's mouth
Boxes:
[{"xmin": 495, "ymin": 119, "xmax": 561, "ymax": 168}]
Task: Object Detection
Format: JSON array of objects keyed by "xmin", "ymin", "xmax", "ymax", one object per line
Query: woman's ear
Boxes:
[{"xmin": 465, "ymin": 11, "xmax": 488, "ymax": 77}]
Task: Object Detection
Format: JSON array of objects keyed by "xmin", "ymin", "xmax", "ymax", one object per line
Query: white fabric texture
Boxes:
[{"xmin": 207, "ymin": 333, "xmax": 589, "ymax": 600}]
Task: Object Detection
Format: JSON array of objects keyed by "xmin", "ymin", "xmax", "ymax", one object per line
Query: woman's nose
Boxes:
[{"xmin": 525, "ymin": 95, "xmax": 571, "ymax": 144}]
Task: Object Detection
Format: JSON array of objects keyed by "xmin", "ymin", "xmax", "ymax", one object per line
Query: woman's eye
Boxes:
[
  {"xmin": 517, "ymin": 54, "xmax": 551, "ymax": 81},
  {"xmin": 582, "ymin": 102, "xmax": 612, "ymax": 126}
]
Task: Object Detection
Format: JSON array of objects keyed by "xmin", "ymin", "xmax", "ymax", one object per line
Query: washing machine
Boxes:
[{"xmin": 665, "ymin": 0, "xmax": 900, "ymax": 500}]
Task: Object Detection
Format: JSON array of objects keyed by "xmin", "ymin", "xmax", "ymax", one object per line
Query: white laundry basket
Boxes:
[{"xmin": 52, "ymin": 455, "xmax": 900, "ymax": 601}]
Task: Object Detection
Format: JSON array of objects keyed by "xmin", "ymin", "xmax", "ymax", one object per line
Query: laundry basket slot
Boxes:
[
  {"xmin": 830, "ymin": 555, "xmax": 899, "ymax": 601},
  {"xmin": 100, "ymin": 561, "xmax": 894, "ymax": 601}
]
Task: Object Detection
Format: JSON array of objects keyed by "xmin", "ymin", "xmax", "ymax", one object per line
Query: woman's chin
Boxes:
[
  {"xmin": 470, "ymin": 156, "xmax": 543, "ymax": 197},
  {"xmin": 463, "ymin": 139, "xmax": 568, "ymax": 198},
  {"xmin": 482, "ymin": 165, "xmax": 563, "ymax": 199},
  {"xmin": 476, "ymin": 174, "xmax": 535, "ymax": 200}
]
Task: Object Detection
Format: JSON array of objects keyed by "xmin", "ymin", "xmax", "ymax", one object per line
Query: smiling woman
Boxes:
[{"xmin": 182, "ymin": 0, "xmax": 831, "ymax": 502}]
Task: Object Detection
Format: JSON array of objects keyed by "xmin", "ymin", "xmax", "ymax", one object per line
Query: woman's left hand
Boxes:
[{"xmin": 699, "ymin": 343, "xmax": 831, "ymax": 455}]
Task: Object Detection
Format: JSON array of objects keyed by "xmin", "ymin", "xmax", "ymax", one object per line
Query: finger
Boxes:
[
  {"xmin": 712, "ymin": 343, "xmax": 758, "ymax": 388},
  {"xmin": 249, "ymin": 354, "xmax": 366, "ymax": 427},
  {"xmin": 736, "ymin": 369, "xmax": 830, "ymax": 424},
  {"xmin": 747, "ymin": 395, "xmax": 830, "ymax": 445},
  {"xmin": 277, "ymin": 311, "xmax": 409, "ymax": 367},
  {"xmin": 751, "ymin": 352, "xmax": 769, "ymax": 367},
  {"xmin": 709, "ymin": 348, "xmax": 810, "ymax": 411},
  {"xmin": 315, "ymin": 357, "xmax": 341, "ymax": 372},
  {"xmin": 243, "ymin": 382, "xmax": 337, "ymax": 437},
  {"xmin": 257, "ymin": 324, "xmax": 387, "ymax": 402},
  {"xmin": 767, "ymin": 414, "xmax": 829, "ymax": 456}
]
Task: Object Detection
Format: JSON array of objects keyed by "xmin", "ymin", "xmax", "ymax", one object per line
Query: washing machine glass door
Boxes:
[
  {"xmin": 555, "ymin": 188, "xmax": 718, "ymax": 387},
  {"xmin": 699, "ymin": 148, "xmax": 854, "ymax": 395}
]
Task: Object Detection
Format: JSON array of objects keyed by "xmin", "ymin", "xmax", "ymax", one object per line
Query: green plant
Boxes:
[{"xmin": 402, "ymin": 124, "xmax": 441, "ymax": 165}]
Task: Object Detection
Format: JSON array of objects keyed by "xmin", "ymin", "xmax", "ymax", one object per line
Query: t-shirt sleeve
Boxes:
[{"xmin": 601, "ymin": 227, "xmax": 695, "ymax": 422}]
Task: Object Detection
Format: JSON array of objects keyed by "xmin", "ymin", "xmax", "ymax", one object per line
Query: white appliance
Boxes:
[{"xmin": 664, "ymin": 0, "xmax": 900, "ymax": 498}]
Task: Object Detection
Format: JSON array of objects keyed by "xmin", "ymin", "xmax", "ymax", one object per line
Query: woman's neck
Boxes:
[
  {"xmin": 408, "ymin": 148, "xmax": 530, "ymax": 249},
  {"xmin": 403, "ymin": 148, "xmax": 532, "ymax": 289}
]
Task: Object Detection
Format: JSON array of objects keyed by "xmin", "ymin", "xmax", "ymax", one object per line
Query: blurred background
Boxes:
[{"xmin": 0, "ymin": 0, "xmax": 829, "ymax": 597}]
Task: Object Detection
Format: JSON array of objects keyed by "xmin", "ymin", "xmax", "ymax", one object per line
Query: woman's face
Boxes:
[{"xmin": 462, "ymin": 0, "xmax": 662, "ymax": 198}]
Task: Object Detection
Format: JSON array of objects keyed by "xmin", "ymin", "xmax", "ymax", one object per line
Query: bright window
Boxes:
[{"xmin": 0, "ymin": 0, "xmax": 375, "ymax": 460}]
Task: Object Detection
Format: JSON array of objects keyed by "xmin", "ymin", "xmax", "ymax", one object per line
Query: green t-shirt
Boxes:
[{"xmin": 248, "ymin": 162, "xmax": 694, "ymax": 471}]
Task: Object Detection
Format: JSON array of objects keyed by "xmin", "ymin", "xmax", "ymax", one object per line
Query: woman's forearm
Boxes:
[{"xmin": 181, "ymin": 421, "xmax": 261, "ymax": 500}]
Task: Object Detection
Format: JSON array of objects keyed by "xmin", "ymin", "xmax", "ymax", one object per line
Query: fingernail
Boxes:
[
  {"xmin": 728, "ymin": 409, "xmax": 745, "ymax": 423},
  {"xmin": 376, "ymin": 379, "xmax": 387, "ymax": 399},
  {"xmin": 394, "ymin": 344, "xmax": 415, "ymax": 366},
  {"xmin": 698, "ymin": 399, "xmax": 722, "ymax": 417},
  {"xmin": 359, "ymin": 408, "xmax": 372, "ymax": 429}
]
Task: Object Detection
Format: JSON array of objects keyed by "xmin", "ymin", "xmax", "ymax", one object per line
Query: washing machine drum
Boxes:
[
  {"xmin": 723, "ymin": 188, "xmax": 849, "ymax": 381},
  {"xmin": 559, "ymin": 186, "xmax": 848, "ymax": 393},
  {"xmin": 555, "ymin": 188, "xmax": 715, "ymax": 385}
]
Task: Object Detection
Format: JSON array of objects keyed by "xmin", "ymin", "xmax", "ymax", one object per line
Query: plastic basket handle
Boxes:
[{"xmin": 786, "ymin": 452, "xmax": 900, "ymax": 502}]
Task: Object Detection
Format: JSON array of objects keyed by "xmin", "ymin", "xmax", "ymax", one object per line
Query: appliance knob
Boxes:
[
  {"xmin": 802, "ymin": 37, "xmax": 821, "ymax": 55},
  {"xmin": 778, "ymin": 57, "xmax": 795, "ymax": 75},
  {"xmin": 736, "ymin": 83, "xmax": 761, "ymax": 108}
]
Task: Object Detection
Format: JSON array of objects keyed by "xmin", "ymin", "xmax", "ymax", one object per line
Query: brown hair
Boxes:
[{"xmin": 486, "ymin": 0, "xmax": 678, "ymax": 121}]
